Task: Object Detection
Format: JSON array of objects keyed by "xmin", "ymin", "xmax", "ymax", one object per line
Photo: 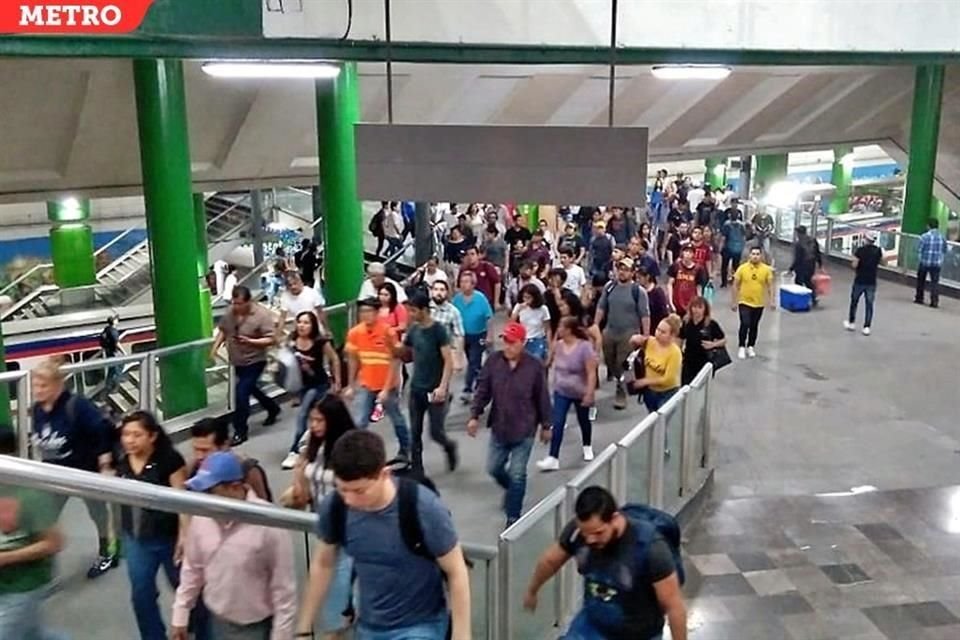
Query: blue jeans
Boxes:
[
  {"xmin": 524, "ymin": 337, "xmax": 548, "ymax": 360},
  {"xmin": 562, "ymin": 609, "xmax": 662, "ymax": 640},
  {"xmin": 463, "ymin": 333, "xmax": 487, "ymax": 393},
  {"xmin": 550, "ymin": 392, "xmax": 593, "ymax": 458},
  {"xmin": 357, "ymin": 614, "xmax": 449, "ymax": 640},
  {"xmin": 0, "ymin": 586, "xmax": 69, "ymax": 640},
  {"xmin": 486, "ymin": 436, "xmax": 534, "ymax": 521},
  {"xmin": 124, "ymin": 536, "xmax": 178, "ymax": 640},
  {"xmin": 352, "ymin": 386, "xmax": 411, "ymax": 454},
  {"xmin": 641, "ymin": 387, "xmax": 678, "ymax": 414},
  {"xmin": 849, "ymin": 283, "xmax": 876, "ymax": 327},
  {"xmin": 290, "ymin": 384, "xmax": 330, "ymax": 453},
  {"xmin": 233, "ymin": 361, "xmax": 280, "ymax": 439}
]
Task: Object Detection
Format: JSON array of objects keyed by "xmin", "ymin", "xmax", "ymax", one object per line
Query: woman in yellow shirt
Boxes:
[{"xmin": 630, "ymin": 314, "xmax": 683, "ymax": 413}]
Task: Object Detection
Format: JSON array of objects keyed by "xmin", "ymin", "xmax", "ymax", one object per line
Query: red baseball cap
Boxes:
[{"xmin": 502, "ymin": 321, "xmax": 527, "ymax": 344}]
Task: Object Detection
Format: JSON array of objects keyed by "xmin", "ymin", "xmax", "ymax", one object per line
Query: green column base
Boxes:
[
  {"xmin": 158, "ymin": 350, "xmax": 208, "ymax": 418},
  {"xmin": 50, "ymin": 224, "xmax": 96, "ymax": 288},
  {"xmin": 199, "ymin": 287, "xmax": 213, "ymax": 338}
]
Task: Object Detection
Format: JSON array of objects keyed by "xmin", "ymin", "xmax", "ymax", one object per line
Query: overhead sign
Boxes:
[
  {"xmin": 356, "ymin": 124, "xmax": 649, "ymax": 205},
  {"xmin": 1, "ymin": 1, "xmax": 154, "ymax": 33}
]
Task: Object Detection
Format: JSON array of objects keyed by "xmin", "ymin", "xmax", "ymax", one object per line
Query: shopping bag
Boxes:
[
  {"xmin": 812, "ymin": 271, "xmax": 832, "ymax": 297},
  {"xmin": 702, "ymin": 281, "xmax": 716, "ymax": 305}
]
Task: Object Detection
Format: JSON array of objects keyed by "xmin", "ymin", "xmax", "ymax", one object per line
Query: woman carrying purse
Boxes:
[{"xmin": 678, "ymin": 297, "xmax": 728, "ymax": 385}]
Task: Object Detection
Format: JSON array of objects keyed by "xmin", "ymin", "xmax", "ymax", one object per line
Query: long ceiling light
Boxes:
[
  {"xmin": 651, "ymin": 65, "xmax": 731, "ymax": 80},
  {"xmin": 202, "ymin": 62, "xmax": 341, "ymax": 79}
]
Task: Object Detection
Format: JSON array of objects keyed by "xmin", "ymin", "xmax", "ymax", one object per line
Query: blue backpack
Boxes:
[{"xmin": 621, "ymin": 503, "xmax": 686, "ymax": 586}]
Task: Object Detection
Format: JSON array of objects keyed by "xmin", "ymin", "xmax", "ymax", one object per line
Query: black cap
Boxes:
[
  {"xmin": 357, "ymin": 297, "xmax": 380, "ymax": 309},
  {"xmin": 406, "ymin": 291, "xmax": 431, "ymax": 310}
]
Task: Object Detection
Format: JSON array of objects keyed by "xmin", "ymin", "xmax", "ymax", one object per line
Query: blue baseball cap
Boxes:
[{"xmin": 185, "ymin": 451, "xmax": 245, "ymax": 492}]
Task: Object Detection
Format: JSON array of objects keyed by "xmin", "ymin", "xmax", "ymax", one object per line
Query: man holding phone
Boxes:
[{"xmin": 211, "ymin": 285, "xmax": 281, "ymax": 446}]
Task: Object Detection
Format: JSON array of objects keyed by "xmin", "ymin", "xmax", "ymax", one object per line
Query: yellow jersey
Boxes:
[
  {"xmin": 734, "ymin": 261, "xmax": 774, "ymax": 308},
  {"xmin": 643, "ymin": 339, "xmax": 682, "ymax": 392}
]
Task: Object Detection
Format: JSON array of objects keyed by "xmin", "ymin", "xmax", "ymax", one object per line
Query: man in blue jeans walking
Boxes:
[
  {"xmin": 211, "ymin": 286, "xmax": 281, "ymax": 446},
  {"xmin": 467, "ymin": 322, "xmax": 551, "ymax": 528},
  {"xmin": 845, "ymin": 231, "xmax": 884, "ymax": 336},
  {"xmin": 452, "ymin": 271, "xmax": 493, "ymax": 403}
]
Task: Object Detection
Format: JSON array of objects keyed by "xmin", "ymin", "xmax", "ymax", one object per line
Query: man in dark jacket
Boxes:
[
  {"xmin": 29, "ymin": 358, "xmax": 117, "ymax": 578},
  {"xmin": 789, "ymin": 225, "xmax": 823, "ymax": 306},
  {"xmin": 467, "ymin": 322, "xmax": 552, "ymax": 529}
]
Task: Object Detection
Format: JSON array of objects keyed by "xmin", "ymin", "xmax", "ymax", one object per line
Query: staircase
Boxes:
[{"xmin": 3, "ymin": 194, "xmax": 254, "ymax": 321}]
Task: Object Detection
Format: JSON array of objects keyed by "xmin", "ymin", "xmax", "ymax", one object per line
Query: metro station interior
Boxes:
[{"xmin": 2, "ymin": 1, "xmax": 960, "ymax": 639}]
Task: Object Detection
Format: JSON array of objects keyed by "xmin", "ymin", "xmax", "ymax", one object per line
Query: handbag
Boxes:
[
  {"xmin": 706, "ymin": 345, "xmax": 732, "ymax": 373},
  {"xmin": 622, "ymin": 347, "xmax": 645, "ymax": 395}
]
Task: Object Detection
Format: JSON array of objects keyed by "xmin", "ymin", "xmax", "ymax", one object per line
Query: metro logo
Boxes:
[{"xmin": 1, "ymin": 0, "xmax": 154, "ymax": 33}]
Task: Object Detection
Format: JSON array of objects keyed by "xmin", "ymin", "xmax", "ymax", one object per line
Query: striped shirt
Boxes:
[
  {"xmin": 345, "ymin": 320, "xmax": 397, "ymax": 391},
  {"xmin": 430, "ymin": 301, "xmax": 464, "ymax": 341}
]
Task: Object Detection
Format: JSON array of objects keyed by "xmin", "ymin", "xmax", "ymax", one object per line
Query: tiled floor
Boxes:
[{"xmin": 680, "ymin": 486, "xmax": 960, "ymax": 639}]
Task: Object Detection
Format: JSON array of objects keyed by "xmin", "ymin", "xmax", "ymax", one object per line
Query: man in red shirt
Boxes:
[
  {"xmin": 458, "ymin": 246, "xmax": 502, "ymax": 310},
  {"xmin": 667, "ymin": 245, "xmax": 707, "ymax": 316},
  {"xmin": 689, "ymin": 226, "xmax": 713, "ymax": 279}
]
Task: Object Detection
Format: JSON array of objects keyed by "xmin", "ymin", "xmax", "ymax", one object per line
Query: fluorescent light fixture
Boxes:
[
  {"xmin": 202, "ymin": 61, "xmax": 341, "ymax": 79},
  {"xmin": 651, "ymin": 65, "xmax": 731, "ymax": 80}
]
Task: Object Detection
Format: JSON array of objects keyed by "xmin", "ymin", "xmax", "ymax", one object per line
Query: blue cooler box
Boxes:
[{"xmin": 780, "ymin": 284, "xmax": 812, "ymax": 312}]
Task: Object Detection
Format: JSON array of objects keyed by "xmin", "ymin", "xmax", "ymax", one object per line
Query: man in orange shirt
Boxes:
[{"xmin": 343, "ymin": 297, "xmax": 411, "ymax": 459}]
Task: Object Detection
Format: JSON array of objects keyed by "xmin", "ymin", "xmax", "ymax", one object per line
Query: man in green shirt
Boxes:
[{"xmin": 0, "ymin": 425, "xmax": 66, "ymax": 639}]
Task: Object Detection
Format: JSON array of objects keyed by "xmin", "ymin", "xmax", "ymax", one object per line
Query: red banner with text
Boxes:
[{"xmin": 0, "ymin": 0, "xmax": 155, "ymax": 34}]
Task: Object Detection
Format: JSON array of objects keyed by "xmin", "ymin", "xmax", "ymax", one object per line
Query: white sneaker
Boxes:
[
  {"xmin": 844, "ymin": 321, "xmax": 856, "ymax": 331},
  {"xmin": 737, "ymin": 347, "xmax": 747, "ymax": 360},
  {"xmin": 281, "ymin": 452, "xmax": 299, "ymax": 470},
  {"xmin": 747, "ymin": 347, "xmax": 757, "ymax": 358},
  {"xmin": 536, "ymin": 456, "xmax": 560, "ymax": 472},
  {"xmin": 582, "ymin": 446, "xmax": 595, "ymax": 462},
  {"xmin": 862, "ymin": 327, "xmax": 871, "ymax": 336}
]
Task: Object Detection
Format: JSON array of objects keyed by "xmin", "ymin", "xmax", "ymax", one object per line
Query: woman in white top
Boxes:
[
  {"xmin": 511, "ymin": 283, "xmax": 552, "ymax": 361},
  {"xmin": 281, "ymin": 394, "xmax": 355, "ymax": 639}
]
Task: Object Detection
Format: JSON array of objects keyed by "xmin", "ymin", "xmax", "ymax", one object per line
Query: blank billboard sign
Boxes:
[{"xmin": 355, "ymin": 124, "xmax": 648, "ymax": 205}]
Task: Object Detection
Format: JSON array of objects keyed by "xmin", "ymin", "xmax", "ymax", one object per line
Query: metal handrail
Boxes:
[
  {"xmin": 94, "ymin": 226, "xmax": 139, "ymax": 259},
  {"xmin": 1, "ymin": 284, "xmax": 57, "ymax": 319},
  {"xmin": 205, "ymin": 193, "xmax": 251, "ymax": 231}
]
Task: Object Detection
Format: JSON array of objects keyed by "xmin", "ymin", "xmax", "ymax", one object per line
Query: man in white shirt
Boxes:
[
  {"xmin": 358, "ymin": 262, "xmax": 408, "ymax": 303},
  {"xmin": 278, "ymin": 271, "xmax": 327, "ymax": 334},
  {"xmin": 213, "ymin": 259, "xmax": 228, "ymax": 295},
  {"xmin": 406, "ymin": 256, "xmax": 449, "ymax": 290},
  {"xmin": 220, "ymin": 265, "xmax": 238, "ymax": 301},
  {"xmin": 383, "ymin": 203, "xmax": 404, "ymax": 256},
  {"xmin": 559, "ymin": 248, "xmax": 587, "ymax": 297}
]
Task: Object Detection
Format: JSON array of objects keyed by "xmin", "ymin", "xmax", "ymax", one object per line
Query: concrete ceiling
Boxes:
[{"xmin": 0, "ymin": 58, "xmax": 957, "ymax": 205}]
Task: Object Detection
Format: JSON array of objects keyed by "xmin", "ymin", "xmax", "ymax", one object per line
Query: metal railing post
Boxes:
[
  {"xmin": 702, "ymin": 371, "xmax": 713, "ymax": 469},
  {"xmin": 496, "ymin": 538, "xmax": 511, "ymax": 640},
  {"xmin": 227, "ymin": 364, "xmax": 237, "ymax": 411},
  {"xmin": 486, "ymin": 556, "xmax": 499, "ymax": 640},
  {"xmin": 137, "ymin": 354, "xmax": 152, "ymax": 412},
  {"xmin": 648, "ymin": 416, "xmax": 666, "ymax": 509},
  {"xmin": 824, "ymin": 217, "xmax": 834, "ymax": 256},
  {"xmin": 17, "ymin": 373, "xmax": 30, "ymax": 458},
  {"xmin": 680, "ymin": 389, "xmax": 695, "ymax": 497},
  {"xmin": 558, "ymin": 493, "xmax": 574, "ymax": 627},
  {"xmin": 612, "ymin": 446, "xmax": 627, "ymax": 504}
]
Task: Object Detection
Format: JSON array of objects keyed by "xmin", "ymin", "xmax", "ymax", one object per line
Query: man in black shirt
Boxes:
[
  {"xmin": 845, "ymin": 231, "xmax": 884, "ymax": 336},
  {"xmin": 504, "ymin": 214, "xmax": 533, "ymax": 250},
  {"xmin": 523, "ymin": 487, "xmax": 687, "ymax": 640}
]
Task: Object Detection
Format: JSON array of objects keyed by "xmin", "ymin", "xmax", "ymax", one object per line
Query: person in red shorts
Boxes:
[{"xmin": 667, "ymin": 245, "xmax": 707, "ymax": 317}]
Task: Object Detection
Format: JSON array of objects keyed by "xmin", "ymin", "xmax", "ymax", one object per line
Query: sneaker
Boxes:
[
  {"xmin": 747, "ymin": 347, "xmax": 757, "ymax": 358},
  {"xmin": 459, "ymin": 392, "xmax": 473, "ymax": 404},
  {"xmin": 582, "ymin": 446, "xmax": 595, "ymax": 462},
  {"xmin": 86, "ymin": 553, "xmax": 118, "ymax": 579},
  {"xmin": 263, "ymin": 408, "xmax": 280, "ymax": 426},
  {"xmin": 588, "ymin": 406, "xmax": 598, "ymax": 421},
  {"xmin": 614, "ymin": 387, "xmax": 627, "ymax": 410},
  {"xmin": 369, "ymin": 403, "xmax": 384, "ymax": 423},
  {"xmin": 281, "ymin": 452, "xmax": 299, "ymax": 470},
  {"xmin": 844, "ymin": 320, "xmax": 856, "ymax": 331},
  {"xmin": 230, "ymin": 434, "xmax": 247, "ymax": 447},
  {"xmin": 536, "ymin": 456, "xmax": 560, "ymax": 472},
  {"xmin": 446, "ymin": 441, "xmax": 459, "ymax": 472},
  {"xmin": 395, "ymin": 449, "xmax": 410, "ymax": 463},
  {"xmin": 737, "ymin": 347, "xmax": 746, "ymax": 360},
  {"xmin": 862, "ymin": 327, "xmax": 871, "ymax": 336}
]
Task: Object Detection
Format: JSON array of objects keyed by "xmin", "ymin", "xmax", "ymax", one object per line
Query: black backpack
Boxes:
[
  {"xmin": 99, "ymin": 326, "xmax": 118, "ymax": 353},
  {"xmin": 368, "ymin": 209, "xmax": 385, "ymax": 235}
]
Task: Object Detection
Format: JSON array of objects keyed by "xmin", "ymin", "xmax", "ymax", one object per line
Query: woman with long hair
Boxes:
[
  {"xmin": 556, "ymin": 294, "xmax": 602, "ymax": 354},
  {"xmin": 116, "ymin": 411, "xmax": 205, "ymax": 640},
  {"xmin": 511, "ymin": 283, "xmax": 552, "ymax": 360},
  {"xmin": 679, "ymin": 296, "xmax": 726, "ymax": 385},
  {"xmin": 377, "ymin": 282, "xmax": 408, "ymax": 334},
  {"xmin": 537, "ymin": 317, "xmax": 598, "ymax": 472},
  {"xmin": 282, "ymin": 311, "xmax": 342, "ymax": 469},
  {"xmin": 281, "ymin": 394, "xmax": 355, "ymax": 640},
  {"xmin": 639, "ymin": 221, "xmax": 656, "ymax": 257}
]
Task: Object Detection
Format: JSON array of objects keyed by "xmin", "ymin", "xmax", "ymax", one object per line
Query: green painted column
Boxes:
[
  {"xmin": 133, "ymin": 59, "xmax": 207, "ymax": 417},
  {"xmin": 902, "ymin": 65, "xmax": 945, "ymax": 236},
  {"xmin": 193, "ymin": 193, "xmax": 213, "ymax": 338},
  {"xmin": 518, "ymin": 203, "xmax": 539, "ymax": 228},
  {"xmin": 705, "ymin": 157, "xmax": 727, "ymax": 191},
  {"xmin": 752, "ymin": 153, "xmax": 789, "ymax": 198},
  {"xmin": 931, "ymin": 198, "xmax": 950, "ymax": 236},
  {"xmin": 47, "ymin": 198, "xmax": 96, "ymax": 288},
  {"xmin": 827, "ymin": 145, "xmax": 854, "ymax": 215},
  {"xmin": 316, "ymin": 62, "xmax": 363, "ymax": 344}
]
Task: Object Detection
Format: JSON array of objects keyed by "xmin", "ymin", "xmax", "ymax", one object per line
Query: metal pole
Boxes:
[
  {"xmin": 384, "ymin": 0, "xmax": 394, "ymax": 124},
  {"xmin": 496, "ymin": 538, "xmax": 511, "ymax": 640},
  {"xmin": 607, "ymin": 0, "xmax": 618, "ymax": 127},
  {"xmin": 702, "ymin": 370, "xmax": 713, "ymax": 468},
  {"xmin": 680, "ymin": 389, "xmax": 694, "ymax": 496},
  {"xmin": 486, "ymin": 556, "xmax": 499, "ymax": 640},
  {"xmin": 649, "ymin": 417, "xmax": 666, "ymax": 508},
  {"xmin": 16, "ymin": 374, "xmax": 30, "ymax": 458}
]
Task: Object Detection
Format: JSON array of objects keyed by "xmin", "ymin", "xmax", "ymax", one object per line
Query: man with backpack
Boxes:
[
  {"xmin": 594, "ymin": 257, "xmax": 651, "ymax": 410},
  {"xmin": 788, "ymin": 225, "xmax": 823, "ymax": 307},
  {"xmin": 523, "ymin": 486, "xmax": 688, "ymax": 640},
  {"xmin": 99, "ymin": 314, "xmax": 122, "ymax": 391},
  {"xmin": 369, "ymin": 201, "xmax": 388, "ymax": 256},
  {"xmin": 296, "ymin": 430, "xmax": 471, "ymax": 640}
]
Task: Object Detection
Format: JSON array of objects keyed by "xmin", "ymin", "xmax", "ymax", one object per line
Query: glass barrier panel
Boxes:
[
  {"xmin": 623, "ymin": 429, "xmax": 652, "ymax": 504},
  {"xmin": 938, "ymin": 238, "xmax": 960, "ymax": 286},
  {"xmin": 775, "ymin": 207, "xmax": 798, "ymax": 243},
  {"xmin": 663, "ymin": 405, "xmax": 685, "ymax": 505},
  {"xmin": 467, "ymin": 555, "xmax": 491, "ymax": 639},
  {"xmin": 155, "ymin": 344, "xmax": 231, "ymax": 423},
  {"xmin": 508, "ymin": 504, "xmax": 564, "ymax": 638},
  {"xmin": 63, "ymin": 358, "xmax": 144, "ymax": 422},
  {"xmin": 569, "ymin": 456, "xmax": 614, "ymax": 494},
  {"xmin": 273, "ymin": 188, "xmax": 314, "ymax": 219}
]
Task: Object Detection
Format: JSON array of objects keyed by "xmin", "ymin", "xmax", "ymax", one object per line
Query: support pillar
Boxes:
[
  {"xmin": 705, "ymin": 157, "xmax": 726, "ymax": 191},
  {"xmin": 311, "ymin": 185, "xmax": 323, "ymax": 244},
  {"xmin": 133, "ymin": 58, "xmax": 207, "ymax": 417},
  {"xmin": 250, "ymin": 189, "xmax": 265, "ymax": 265},
  {"xmin": 827, "ymin": 145, "xmax": 854, "ymax": 215},
  {"xmin": 752, "ymin": 153, "xmax": 789, "ymax": 198},
  {"xmin": 738, "ymin": 156, "xmax": 752, "ymax": 199},
  {"xmin": 902, "ymin": 65, "xmax": 945, "ymax": 236},
  {"xmin": 316, "ymin": 62, "xmax": 364, "ymax": 344},
  {"xmin": 193, "ymin": 193, "xmax": 213, "ymax": 338},
  {"xmin": 47, "ymin": 197, "xmax": 96, "ymax": 288},
  {"xmin": 414, "ymin": 202, "xmax": 433, "ymax": 266},
  {"xmin": 518, "ymin": 203, "xmax": 539, "ymax": 228},
  {"xmin": 931, "ymin": 198, "xmax": 950, "ymax": 237}
]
